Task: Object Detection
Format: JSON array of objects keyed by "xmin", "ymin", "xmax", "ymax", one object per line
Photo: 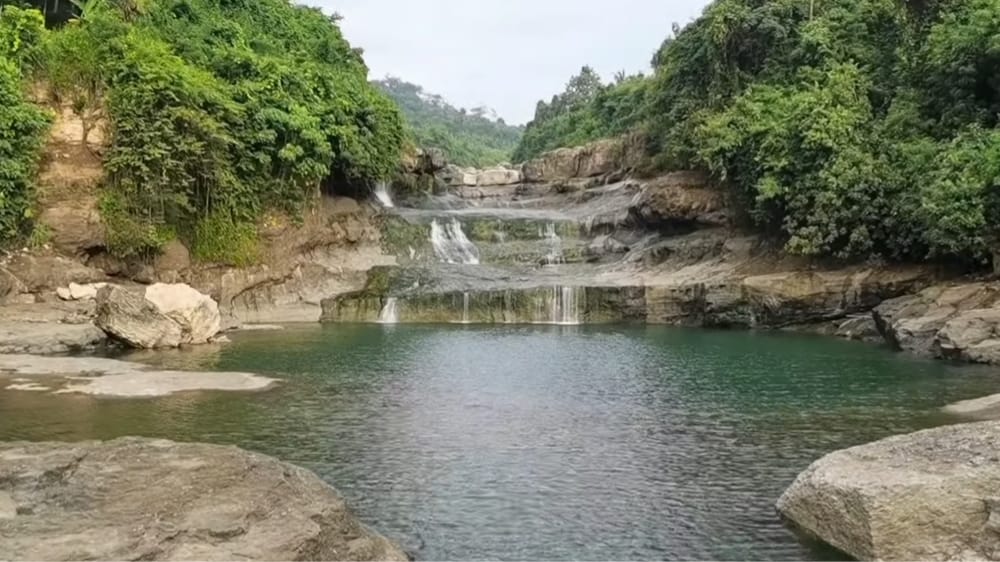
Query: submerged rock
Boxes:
[
  {"xmin": 777, "ymin": 421, "xmax": 1000, "ymax": 561},
  {"xmin": 0, "ymin": 437, "xmax": 407, "ymax": 561},
  {"xmin": 0, "ymin": 354, "xmax": 275, "ymax": 397},
  {"xmin": 95, "ymin": 283, "xmax": 221, "ymax": 348}
]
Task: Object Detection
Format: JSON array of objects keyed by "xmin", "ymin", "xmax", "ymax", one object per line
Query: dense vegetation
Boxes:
[
  {"xmin": 514, "ymin": 0, "xmax": 1000, "ymax": 266},
  {"xmin": 375, "ymin": 77, "xmax": 522, "ymax": 168},
  {"xmin": 512, "ymin": 66, "xmax": 648, "ymax": 163},
  {"xmin": 0, "ymin": 0, "xmax": 404, "ymax": 264}
]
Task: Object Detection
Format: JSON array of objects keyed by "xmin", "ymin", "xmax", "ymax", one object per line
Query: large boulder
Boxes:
[
  {"xmin": 476, "ymin": 166, "xmax": 522, "ymax": 186},
  {"xmin": 777, "ymin": 421, "xmax": 1000, "ymax": 561},
  {"xmin": 145, "ymin": 283, "xmax": 221, "ymax": 344},
  {"xmin": 0, "ymin": 438, "xmax": 407, "ymax": 561},
  {"xmin": 95, "ymin": 284, "xmax": 221, "ymax": 348},
  {"xmin": 874, "ymin": 282, "xmax": 1000, "ymax": 362},
  {"xmin": 523, "ymin": 147, "xmax": 579, "ymax": 182},
  {"xmin": 521, "ymin": 137, "xmax": 627, "ymax": 182},
  {"xmin": 440, "ymin": 164, "xmax": 478, "ymax": 187}
]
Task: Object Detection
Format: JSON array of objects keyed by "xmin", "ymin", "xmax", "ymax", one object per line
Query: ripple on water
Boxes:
[{"xmin": 1, "ymin": 324, "xmax": 999, "ymax": 561}]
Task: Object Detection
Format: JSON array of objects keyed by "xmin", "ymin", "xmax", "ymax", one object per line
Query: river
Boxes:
[{"xmin": 2, "ymin": 324, "xmax": 998, "ymax": 560}]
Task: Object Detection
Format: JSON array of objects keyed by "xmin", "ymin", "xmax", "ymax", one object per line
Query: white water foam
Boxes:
[
  {"xmin": 430, "ymin": 219, "xmax": 480, "ymax": 265},
  {"xmin": 374, "ymin": 182, "xmax": 395, "ymax": 208},
  {"xmin": 377, "ymin": 298, "xmax": 399, "ymax": 324}
]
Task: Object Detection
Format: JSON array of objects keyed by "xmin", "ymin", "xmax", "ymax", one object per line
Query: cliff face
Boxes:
[{"xmin": 6, "ymin": 100, "xmax": 395, "ymax": 325}]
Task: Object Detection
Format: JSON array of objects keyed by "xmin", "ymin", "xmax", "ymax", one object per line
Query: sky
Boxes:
[{"xmin": 309, "ymin": 0, "xmax": 711, "ymax": 125}]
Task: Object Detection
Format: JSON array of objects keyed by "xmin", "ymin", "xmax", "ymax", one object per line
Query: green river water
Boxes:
[{"xmin": 1, "ymin": 324, "xmax": 998, "ymax": 560}]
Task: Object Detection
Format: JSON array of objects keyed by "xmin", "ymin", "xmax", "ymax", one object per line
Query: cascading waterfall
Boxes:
[
  {"xmin": 549, "ymin": 286, "xmax": 582, "ymax": 325},
  {"xmin": 377, "ymin": 298, "xmax": 399, "ymax": 324},
  {"xmin": 430, "ymin": 219, "xmax": 480, "ymax": 265},
  {"xmin": 543, "ymin": 223, "xmax": 564, "ymax": 265},
  {"xmin": 462, "ymin": 292, "xmax": 471, "ymax": 324},
  {"xmin": 374, "ymin": 182, "xmax": 395, "ymax": 208}
]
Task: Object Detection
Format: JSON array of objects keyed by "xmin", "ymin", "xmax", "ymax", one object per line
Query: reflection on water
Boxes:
[{"xmin": 2, "ymin": 324, "xmax": 999, "ymax": 561}]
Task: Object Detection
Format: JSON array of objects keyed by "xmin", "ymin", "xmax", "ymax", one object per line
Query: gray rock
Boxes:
[
  {"xmin": 875, "ymin": 283, "xmax": 1000, "ymax": 363},
  {"xmin": 476, "ymin": 166, "xmax": 522, "ymax": 186},
  {"xmin": 440, "ymin": 164, "xmax": 478, "ymax": 187},
  {"xmin": 777, "ymin": 421, "xmax": 1000, "ymax": 561},
  {"xmin": 144, "ymin": 283, "xmax": 221, "ymax": 345},
  {"xmin": 0, "ymin": 438, "xmax": 407, "ymax": 561},
  {"xmin": 95, "ymin": 284, "xmax": 222, "ymax": 348},
  {"xmin": 0, "ymin": 322, "xmax": 105, "ymax": 355},
  {"xmin": 834, "ymin": 315, "xmax": 881, "ymax": 342},
  {"xmin": 96, "ymin": 284, "xmax": 184, "ymax": 348},
  {"xmin": 0, "ymin": 254, "xmax": 107, "ymax": 295},
  {"xmin": 937, "ymin": 308, "xmax": 1000, "ymax": 364}
]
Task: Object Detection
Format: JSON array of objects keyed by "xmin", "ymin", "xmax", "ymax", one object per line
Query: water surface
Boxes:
[{"xmin": 2, "ymin": 325, "xmax": 999, "ymax": 561}]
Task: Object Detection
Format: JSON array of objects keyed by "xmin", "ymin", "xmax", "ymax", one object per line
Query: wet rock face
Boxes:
[
  {"xmin": 0, "ymin": 438, "xmax": 407, "ymax": 561},
  {"xmin": 777, "ymin": 421, "xmax": 1000, "ymax": 561},
  {"xmin": 874, "ymin": 282, "xmax": 1000, "ymax": 363}
]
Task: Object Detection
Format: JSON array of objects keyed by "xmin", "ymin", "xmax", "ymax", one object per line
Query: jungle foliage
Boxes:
[
  {"xmin": 514, "ymin": 0, "xmax": 1000, "ymax": 264},
  {"xmin": 375, "ymin": 77, "xmax": 523, "ymax": 168},
  {"xmin": 0, "ymin": 0, "xmax": 404, "ymax": 263}
]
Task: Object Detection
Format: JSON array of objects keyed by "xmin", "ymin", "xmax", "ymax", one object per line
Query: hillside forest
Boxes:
[
  {"xmin": 514, "ymin": 0, "xmax": 1000, "ymax": 266},
  {"xmin": 375, "ymin": 77, "xmax": 522, "ymax": 168},
  {"xmin": 3, "ymin": 0, "xmax": 1000, "ymax": 270}
]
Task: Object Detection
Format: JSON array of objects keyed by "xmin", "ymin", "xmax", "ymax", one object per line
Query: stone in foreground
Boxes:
[
  {"xmin": 777, "ymin": 421, "xmax": 1000, "ymax": 561},
  {"xmin": 0, "ymin": 438, "xmax": 407, "ymax": 561}
]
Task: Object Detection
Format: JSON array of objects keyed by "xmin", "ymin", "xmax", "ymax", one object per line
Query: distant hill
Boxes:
[{"xmin": 374, "ymin": 77, "xmax": 522, "ymax": 168}]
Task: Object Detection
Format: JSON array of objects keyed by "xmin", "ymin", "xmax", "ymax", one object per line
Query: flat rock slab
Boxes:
[
  {"xmin": 943, "ymin": 394, "xmax": 1000, "ymax": 420},
  {"xmin": 0, "ymin": 322, "xmax": 106, "ymax": 355},
  {"xmin": 0, "ymin": 437, "xmax": 407, "ymax": 561},
  {"xmin": 0, "ymin": 354, "xmax": 276, "ymax": 398},
  {"xmin": 777, "ymin": 421, "xmax": 1000, "ymax": 561}
]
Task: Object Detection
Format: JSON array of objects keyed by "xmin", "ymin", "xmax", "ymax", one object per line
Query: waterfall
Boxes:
[
  {"xmin": 377, "ymin": 298, "xmax": 399, "ymax": 324},
  {"xmin": 374, "ymin": 182, "xmax": 394, "ymax": 208},
  {"xmin": 461, "ymin": 292, "xmax": 471, "ymax": 324},
  {"xmin": 543, "ymin": 223, "xmax": 564, "ymax": 265},
  {"xmin": 430, "ymin": 219, "xmax": 480, "ymax": 265},
  {"xmin": 549, "ymin": 286, "xmax": 582, "ymax": 325}
]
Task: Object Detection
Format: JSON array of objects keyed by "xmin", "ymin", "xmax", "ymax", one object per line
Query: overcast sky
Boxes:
[{"xmin": 309, "ymin": 1, "xmax": 711, "ymax": 124}]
